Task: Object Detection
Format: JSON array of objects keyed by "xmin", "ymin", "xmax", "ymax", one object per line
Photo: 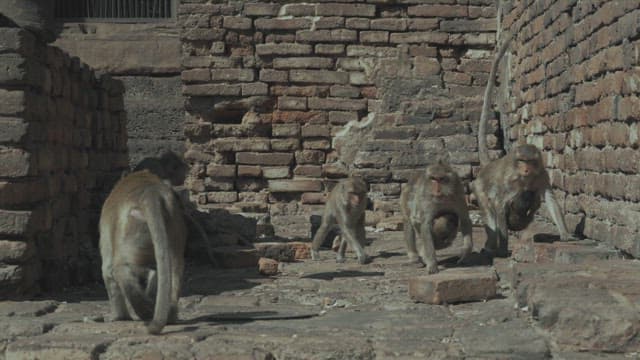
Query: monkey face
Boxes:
[
  {"xmin": 425, "ymin": 163, "xmax": 457, "ymax": 197},
  {"xmin": 349, "ymin": 193, "xmax": 363, "ymax": 207},
  {"xmin": 513, "ymin": 145, "xmax": 543, "ymax": 178}
]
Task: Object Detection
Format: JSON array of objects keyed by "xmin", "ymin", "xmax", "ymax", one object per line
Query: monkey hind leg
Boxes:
[
  {"xmin": 404, "ymin": 220, "xmax": 420, "ymax": 263},
  {"xmin": 114, "ymin": 264, "xmax": 156, "ymax": 321}
]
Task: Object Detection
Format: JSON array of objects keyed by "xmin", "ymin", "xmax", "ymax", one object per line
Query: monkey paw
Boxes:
[
  {"xmin": 426, "ymin": 264, "xmax": 439, "ymax": 274},
  {"xmin": 357, "ymin": 255, "xmax": 371, "ymax": 265},
  {"xmin": 310, "ymin": 249, "xmax": 321, "ymax": 261},
  {"xmin": 335, "ymin": 256, "xmax": 346, "ymax": 263},
  {"xmin": 457, "ymin": 248, "xmax": 472, "ymax": 265}
]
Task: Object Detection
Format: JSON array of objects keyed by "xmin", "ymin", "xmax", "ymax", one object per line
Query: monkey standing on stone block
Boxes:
[
  {"xmin": 400, "ymin": 161, "xmax": 473, "ymax": 274},
  {"xmin": 473, "ymin": 32, "xmax": 575, "ymax": 258},
  {"xmin": 311, "ymin": 177, "xmax": 369, "ymax": 264}
]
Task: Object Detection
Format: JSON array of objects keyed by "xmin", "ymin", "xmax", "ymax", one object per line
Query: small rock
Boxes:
[
  {"xmin": 408, "ymin": 267, "xmax": 497, "ymax": 304},
  {"xmin": 289, "ymin": 242, "xmax": 311, "ymax": 260},
  {"xmin": 258, "ymin": 257, "xmax": 279, "ymax": 276}
]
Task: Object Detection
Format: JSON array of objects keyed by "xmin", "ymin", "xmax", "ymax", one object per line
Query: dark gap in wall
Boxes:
[{"xmin": 210, "ymin": 109, "xmax": 245, "ymax": 124}]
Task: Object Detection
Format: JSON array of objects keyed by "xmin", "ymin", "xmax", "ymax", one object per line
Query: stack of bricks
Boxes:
[
  {"xmin": 499, "ymin": 1, "xmax": 640, "ymax": 257},
  {"xmin": 179, "ymin": 0, "xmax": 498, "ymax": 239},
  {"xmin": 0, "ymin": 24, "xmax": 128, "ymax": 297}
]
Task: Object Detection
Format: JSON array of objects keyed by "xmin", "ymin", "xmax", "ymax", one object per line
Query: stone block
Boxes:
[
  {"xmin": 316, "ymin": 3, "xmax": 376, "ymax": 17},
  {"xmin": 254, "ymin": 242, "xmax": 297, "ymax": 262},
  {"xmin": 0, "ymin": 240, "xmax": 34, "ymax": 263},
  {"xmin": 308, "ymin": 97, "xmax": 367, "ymax": 111},
  {"xmin": 183, "ymin": 84, "xmax": 241, "ymax": 96},
  {"xmin": 223, "ymin": 16, "xmax": 252, "ymax": 30},
  {"xmin": 258, "ymin": 257, "xmax": 279, "ymax": 275},
  {"xmin": 271, "ymin": 138, "xmax": 300, "ymax": 151},
  {"xmin": 440, "ymin": 19, "xmax": 497, "ymax": 32},
  {"xmin": 206, "ymin": 164, "xmax": 236, "ymax": 178},
  {"xmin": 269, "ymin": 179, "xmax": 323, "ymax": 192},
  {"xmin": 255, "ymin": 18, "xmax": 312, "ymax": 30},
  {"xmin": 294, "ymin": 165, "xmax": 322, "ymax": 177},
  {"xmin": 281, "ymin": 4, "xmax": 316, "ymax": 16},
  {"xmin": 0, "ymin": 89, "xmax": 26, "ymax": 115},
  {"xmin": 211, "ymin": 69, "xmax": 255, "ymax": 82},
  {"xmin": 211, "ymin": 246, "xmax": 260, "ymax": 268},
  {"xmin": 206, "ymin": 191, "xmax": 238, "ymax": 203},
  {"xmin": 315, "ymin": 44, "xmax": 345, "ymax": 55},
  {"xmin": 360, "ymin": 31, "xmax": 389, "ymax": 44},
  {"xmin": 0, "ymin": 148, "xmax": 31, "ymax": 177},
  {"xmin": 301, "ymin": 192, "xmax": 326, "ymax": 204},
  {"xmin": 278, "ymin": 96, "xmax": 307, "ymax": 110},
  {"xmin": 237, "ymin": 165, "xmax": 262, "ymax": 177},
  {"xmin": 408, "ymin": 267, "xmax": 497, "ymax": 304},
  {"xmin": 211, "ymin": 138, "xmax": 270, "ymax": 152},
  {"xmin": 244, "ymin": 3, "xmax": 280, "ymax": 16},
  {"xmin": 408, "ymin": 4, "xmax": 468, "ymax": 17},
  {"xmin": 256, "ymin": 43, "xmax": 312, "ymax": 56},
  {"xmin": 295, "ymin": 150, "xmax": 326, "ymax": 165},
  {"xmin": 242, "ymin": 82, "xmax": 268, "ymax": 96},
  {"xmin": 290, "ymin": 70, "xmax": 349, "ymax": 84},
  {"xmin": 182, "ymin": 69, "xmax": 210, "ymax": 83},
  {"xmin": 301, "ymin": 124, "xmax": 330, "ymax": 138},
  {"xmin": 273, "ymin": 57, "xmax": 333, "ymax": 69},
  {"xmin": 262, "ymin": 167, "xmax": 291, "ymax": 179},
  {"xmin": 297, "ymin": 29, "xmax": 358, "ymax": 43},
  {"xmin": 389, "ymin": 32, "xmax": 449, "ymax": 45},
  {"xmin": 259, "ymin": 69, "xmax": 288, "ymax": 83},
  {"xmin": 303, "ymin": 139, "xmax": 331, "ymax": 150},
  {"xmin": 237, "ymin": 152, "xmax": 294, "ymax": 166},
  {"xmin": 0, "ymin": 117, "xmax": 29, "ymax": 143},
  {"xmin": 272, "ymin": 123, "xmax": 301, "ymax": 137}
]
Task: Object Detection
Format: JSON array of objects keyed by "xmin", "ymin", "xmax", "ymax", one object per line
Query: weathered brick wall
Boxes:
[
  {"xmin": 0, "ymin": 25, "xmax": 128, "ymax": 298},
  {"xmin": 499, "ymin": 1, "xmax": 640, "ymax": 256},
  {"xmin": 180, "ymin": 0, "xmax": 498, "ymax": 238}
]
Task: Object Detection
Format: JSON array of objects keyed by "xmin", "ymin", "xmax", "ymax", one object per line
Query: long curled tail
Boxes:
[{"xmin": 479, "ymin": 32, "xmax": 514, "ymax": 165}]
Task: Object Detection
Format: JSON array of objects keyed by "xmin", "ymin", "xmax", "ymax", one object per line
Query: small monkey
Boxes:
[
  {"xmin": 474, "ymin": 32, "xmax": 573, "ymax": 257},
  {"xmin": 99, "ymin": 170, "xmax": 186, "ymax": 334},
  {"xmin": 311, "ymin": 177, "xmax": 369, "ymax": 264},
  {"xmin": 400, "ymin": 161, "xmax": 473, "ymax": 274}
]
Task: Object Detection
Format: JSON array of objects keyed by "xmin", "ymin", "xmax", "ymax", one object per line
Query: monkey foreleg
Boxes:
[
  {"xmin": 544, "ymin": 189, "xmax": 574, "ymax": 241},
  {"xmin": 418, "ymin": 223, "xmax": 438, "ymax": 274},
  {"xmin": 339, "ymin": 223, "xmax": 369, "ymax": 265}
]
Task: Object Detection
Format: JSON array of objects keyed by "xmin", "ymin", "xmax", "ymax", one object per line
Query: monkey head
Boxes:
[
  {"xmin": 425, "ymin": 161, "xmax": 458, "ymax": 198},
  {"xmin": 512, "ymin": 144, "xmax": 543, "ymax": 178},
  {"xmin": 344, "ymin": 176, "xmax": 368, "ymax": 207},
  {"xmin": 135, "ymin": 151, "xmax": 189, "ymax": 187}
]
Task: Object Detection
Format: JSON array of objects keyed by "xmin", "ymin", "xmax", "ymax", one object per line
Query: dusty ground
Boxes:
[{"xmin": 1, "ymin": 226, "xmax": 640, "ymax": 359}]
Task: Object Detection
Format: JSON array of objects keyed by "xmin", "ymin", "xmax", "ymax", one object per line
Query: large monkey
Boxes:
[
  {"xmin": 99, "ymin": 170, "xmax": 186, "ymax": 334},
  {"xmin": 400, "ymin": 161, "xmax": 473, "ymax": 274},
  {"xmin": 134, "ymin": 152, "xmax": 217, "ymax": 267},
  {"xmin": 311, "ymin": 177, "xmax": 369, "ymax": 264},
  {"xmin": 473, "ymin": 32, "xmax": 573, "ymax": 257}
]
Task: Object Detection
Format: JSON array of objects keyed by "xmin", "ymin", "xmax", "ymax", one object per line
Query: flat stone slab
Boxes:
[{"xmin": 408, "ymin": 267, "xmax": 497, "ymax": 304}]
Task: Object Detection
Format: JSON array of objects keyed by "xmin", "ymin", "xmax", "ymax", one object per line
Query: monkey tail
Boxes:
[
  {"xmin": 141, "ymin": 190, "xmax": 172, "ymax": 335},
  {"xmin": 479, "ymin": 31, "xmax": 513, "ymax": 165}
]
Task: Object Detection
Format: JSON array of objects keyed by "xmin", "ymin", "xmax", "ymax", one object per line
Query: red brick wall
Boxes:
[
  {"xmin": 499, "ymin": 1, "xmax": 640, "ymax": 256},
  {"xmin": 0, "ymin": 26, "xmax": 128, "ymax": 297},
  {"xmin": 179, "ymin": 1, "xmax": 498, "ymax": 238}
]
